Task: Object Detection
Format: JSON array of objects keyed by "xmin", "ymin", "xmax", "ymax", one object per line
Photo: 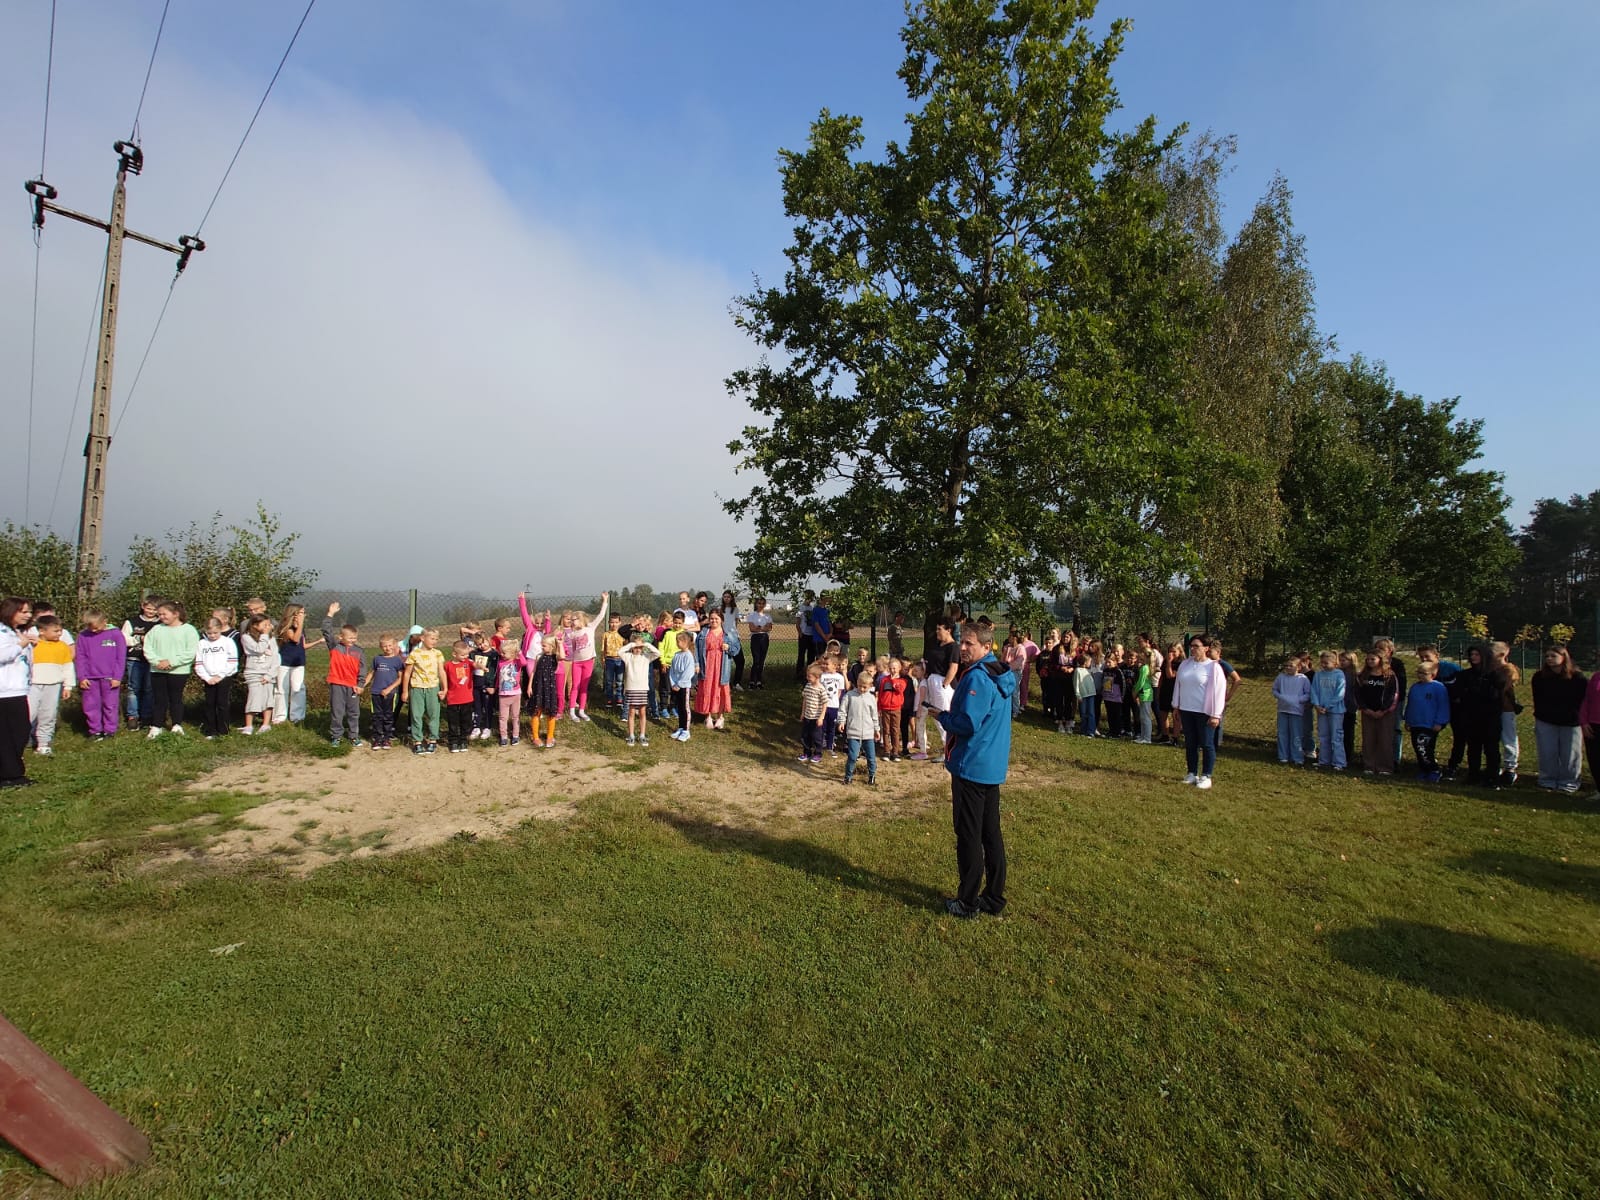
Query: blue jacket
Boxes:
[
  {"xmin": 938, "ymin": 653, "xmax": 1016, "ymax": 785},
  {"xmin": 1310, "ymin": 669, "xmax": 1346, "ymax": 714},
  {"xmin": 695, "ymin": 626, "xmax": 734, "ymax": 687},
  {"xmin": 1404, "ymin": 679, "xmax": 1450, "ymax": 730}
]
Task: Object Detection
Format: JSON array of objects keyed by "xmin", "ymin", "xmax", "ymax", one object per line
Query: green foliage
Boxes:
[
  {"xmin": 1491, "ymin": 490, "xmax": 1600, "ymax": 656},
  {"xmin": 0, "ymin": 522, "xmax": 82, "ymax": 622},
  {"xmin": 726, "ymin": 0, "xmax": 1210, "ymax": 620},
  {"xmin": 100, "ymin": 503, "xmax": 318, "ymax": 621},
  {"xmin": 1229, "ymin": 358, "xmax": 1517, "ymax": 659}
]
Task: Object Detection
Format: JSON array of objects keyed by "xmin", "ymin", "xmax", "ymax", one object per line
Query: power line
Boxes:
[
  {"xmin": 196, "ymin": 0, "xmax": 317, "ymax": 236},
  {"xmin": 38, "ymin": 0, "xmax": 56, "ymax": 176},
  {"xmin": 129, "ymin": 0, "xmax": 172, "ymax": 143},
  {"xmin": 110, "ymin": 278, "xmax": 178, "ymax": 441},
  {"xmin": 111, "ymin": 0, "xmax": 318, "ymax": 437},
  {"xmin": 48, "ymin": 263, "xmax": 107, "ymax": 533},
  {"xmin": 25, "ymin": 0, "xmax": 58, "ymax": 525}
]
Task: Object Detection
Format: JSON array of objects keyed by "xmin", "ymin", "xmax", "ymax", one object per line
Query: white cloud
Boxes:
[{"xmin": 1, "ymin": 4, "xmax": 759, "ymax": 597}]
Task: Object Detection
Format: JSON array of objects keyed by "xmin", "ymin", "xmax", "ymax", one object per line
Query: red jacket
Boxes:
[{"xmin": 877, "ymin": 675, "xmax": 908, "ymax": 713}]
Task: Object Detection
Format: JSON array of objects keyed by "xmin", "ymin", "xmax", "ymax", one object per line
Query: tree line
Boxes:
[{"xmin": 721, "ymin": 0, "xmax": 1563, "ymax": 661}]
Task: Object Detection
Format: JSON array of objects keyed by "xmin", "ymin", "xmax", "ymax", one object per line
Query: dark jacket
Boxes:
[{"xmin": 1532, "ymin": 671, "xmax": 1588, "ymax": 727}]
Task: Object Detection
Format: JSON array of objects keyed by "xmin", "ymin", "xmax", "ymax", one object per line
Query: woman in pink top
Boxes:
[{"xmin": 561, "ymin": 592, "xmax": 609, "ymax": 722}]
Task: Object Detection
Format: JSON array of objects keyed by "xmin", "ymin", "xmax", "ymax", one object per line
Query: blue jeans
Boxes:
[
  {"xmin": 845, "ymin": 736, "xmax": 877, "ymax": 782},
  {"xmin": 1137, "ymin": 700, "xmax": 1153, "ymax": 742},
  {"xmin": 604, "ymin": 658, "xmax": 625, "ymax": 704},
  {"xmin": 1078, "ymin": 696, "xmax": 1097, "ymax": 736},
  {"xmin": 1276, "ymin": 712, "xmax": 1304, "ymax": 763},
  {"xmin": 1181, "ymin": 709, "xmax": 1216, "ymax": 777},
  {"xmin": 1317, "ymin": 712, "xmax": 1346, "ymax": 769},
  {"xmin": 124, "ymin": 658, "xmax": 152, "ymax": 721}
]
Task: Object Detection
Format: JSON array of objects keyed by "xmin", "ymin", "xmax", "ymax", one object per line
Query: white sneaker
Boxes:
[
  {"xmin": 578, "ymin": 710, "xmax": 592, "ymax": 723},
  {"xmin": 568, "ymin": 711, "xmax": 580, "ymax": 722},
  {"xmin": 625, "ymin": 735, "xmax": 636, "ymax": 746},
  {"xmin": 37, "ymin": 746, "xmax": 53, "ymax": 756},
  {"xmin": 1196, "ymin": 775, "xmax": 1213, "ymax": 790},
  {"xmin": 240, "ymin": 727, "xmax": 254, "ymax": 736},
  {"xmin": 639, "ymin": 737, "xmax": 649, "ymax": 747},
  {"xmin": 171, "ymin": 724, "xmax": 185, "ymax": 736},
  {"xmin": 1182, "ymin": 772, "xmax": 1197, "ymax": 784},
  {"xmin": 147, "ymin": 727, "xmax": 163, "ymax": 740}
]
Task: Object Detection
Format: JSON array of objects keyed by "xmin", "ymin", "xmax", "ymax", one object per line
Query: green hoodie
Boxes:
[{"xmin": 143, "ymin": 622, "xmax": 200, "ymax": 675}]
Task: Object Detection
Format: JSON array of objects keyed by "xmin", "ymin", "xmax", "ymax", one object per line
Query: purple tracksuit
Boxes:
[{"xmin": 76, "ymin": 626, "xmax": 128, "ymax": 735}]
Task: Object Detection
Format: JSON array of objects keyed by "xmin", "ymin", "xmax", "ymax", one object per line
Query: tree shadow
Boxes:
[
  {"xmin": 1328, "ymin": 919, "xmax": 1600, "ymax": 1039},
  {"xmin": 1445, "ymin": 850, "xmax": 1600, "ymax": 904},
  {"xmin": 650, "ymin": 811, "xmax": 946, "ymax": 912},
  {"xmin": 1458, "ymin": 785, "xmax": 1599, "ymax": 816}
]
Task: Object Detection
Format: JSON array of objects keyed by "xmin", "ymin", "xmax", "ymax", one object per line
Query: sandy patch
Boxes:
[{"xmin": 135, "ymin": 742, "xmax": 961, "ymax": 875}]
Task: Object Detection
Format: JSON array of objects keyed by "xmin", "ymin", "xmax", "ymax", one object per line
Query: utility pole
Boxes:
[{"xmin": 26, "ymin": 141, "xmax": 203, "ymax": 606}]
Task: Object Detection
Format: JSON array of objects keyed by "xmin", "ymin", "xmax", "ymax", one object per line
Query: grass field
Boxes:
[{"xmin": 1, "ymin": 676, "xmax": 1597, "ymax": 1198}]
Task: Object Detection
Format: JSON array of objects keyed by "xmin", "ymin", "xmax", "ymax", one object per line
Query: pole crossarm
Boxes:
[{"xmin": 36, "ymin": 198, "xmax": 185, "ymax": 255}]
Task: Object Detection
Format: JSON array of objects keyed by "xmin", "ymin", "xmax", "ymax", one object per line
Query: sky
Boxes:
[{"xmin": 2, "ymin": 0, "xmax": 1595, "ymax": 596}]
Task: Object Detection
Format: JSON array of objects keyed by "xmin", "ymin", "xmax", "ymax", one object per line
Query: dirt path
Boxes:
[{"xmin": 139, "ymin": 744, "xmax": 957, "ymax": 876}]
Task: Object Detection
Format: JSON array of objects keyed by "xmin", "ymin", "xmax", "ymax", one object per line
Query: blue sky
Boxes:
[{"xmin": 3, "ymin": 0, "xmax": 1595, "ymax": 593}]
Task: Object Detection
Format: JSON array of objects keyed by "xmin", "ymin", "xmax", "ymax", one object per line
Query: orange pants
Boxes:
[{"xmin": 530, "ymin": 712, "xmax": 557, "ymax": 741}]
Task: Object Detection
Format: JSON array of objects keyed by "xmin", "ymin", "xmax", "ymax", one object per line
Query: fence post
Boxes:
[{"xmin": 408, "ymin": 589, "xmax": 418, "ymax": 631}]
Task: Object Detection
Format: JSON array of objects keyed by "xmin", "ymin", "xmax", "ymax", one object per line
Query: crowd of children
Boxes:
[{"xmin": 2, "ymin": 590, "xmax": 1596, "ymax": 800}]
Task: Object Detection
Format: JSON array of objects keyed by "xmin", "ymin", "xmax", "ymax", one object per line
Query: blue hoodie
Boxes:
[
  {"xmin": 1404, "ymin": 679, "xmax": 1450, "ymax": 730},
  {"xmin": 938, "ymin": 653, "xmax": 1017, "ymax": 785}
]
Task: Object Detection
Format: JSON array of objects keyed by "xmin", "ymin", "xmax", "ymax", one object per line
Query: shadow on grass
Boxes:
[
  {"xmin": 1445, "ymin": 850, "xmax": 1600, "ymax": 903},
  {"xmin": 651, "ymin": 811, "xmax": 945, "ymax": 912},
  {"xmin": 1329, "ymin": 918, "xmax": 1600, "ymax": 1039}
]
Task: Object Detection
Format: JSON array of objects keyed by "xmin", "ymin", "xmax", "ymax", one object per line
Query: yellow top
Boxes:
[{"xmin": 406, "ymin": 647, "xmax": 445, "ymax": 689}]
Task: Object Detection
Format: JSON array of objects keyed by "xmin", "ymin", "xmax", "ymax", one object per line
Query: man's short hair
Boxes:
[
  {"xmin": 966, "ymin": 622, "xmax": 995, "ymax": 648},
  {"xmin": 936, "ymin": 618, "xmax": 956, "ymax": 635}
]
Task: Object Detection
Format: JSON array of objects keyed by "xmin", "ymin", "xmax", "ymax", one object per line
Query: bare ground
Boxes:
[{"xmin": 130, "ymin": 742, "xmax": 995, "ymax": 876}]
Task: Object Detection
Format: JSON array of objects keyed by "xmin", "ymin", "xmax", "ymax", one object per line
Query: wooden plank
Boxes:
[{"xmin": 0, "ymin": 1013, "xmax": 150, "ymax": 1187}]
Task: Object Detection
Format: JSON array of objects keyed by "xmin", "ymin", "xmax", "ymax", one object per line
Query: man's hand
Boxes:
[{"xmin": 328, "ymin": 601, "xmax": 341, "ymax": 617}]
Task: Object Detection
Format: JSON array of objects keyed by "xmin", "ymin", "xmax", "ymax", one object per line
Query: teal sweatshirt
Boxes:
[{"xmin": 143, "ymin": 622, "xmax": 200, "ymax": 675}]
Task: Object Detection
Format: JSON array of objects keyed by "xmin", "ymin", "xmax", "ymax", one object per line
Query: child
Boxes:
[
  {"xmin": 1297, "ymin": 651, "xmax": 1317, "ymax": 761},
  {"xmin": 240, "ymin": 615, "xmax": 280, "ymax": 735},
  {"xmin": 469, "ymin": 633, "xmax": 496, "ymax": 739},
  {"xmin": 876, "ymin": 658, "xmax": 907, "ymax": 761},
  {"xmin": 1132, "ymin": 652, "xmax": 1154, "ymax": 744},
  {"xmin": 847, "ymin": 647, "xmax": 872, "ymax": 688},
  {"xmin": 365, "ymin": 636, "xmax": 406, "ymax": 749},
  {"xmin": 526, "ymin": 634, "xmax": 563, "ymax": 748},
  {"xmin": 819, "ymin": 655, "xmax": 848, "ymax": 757},
  {"xmin": 1404, "ymin": 659, "xmax": 1450, "ymax": 782},
  {"xmin": 194, "ymin": 619, "xmax": 239, "ymax": 739},
  {"xmin": 1272, "ymin": 656, "xmax": 1312, "ymax": 765},
  {"xmin": 75, "ymin": 609, "xmax": 126, "ymax": 739},
  {"xmin": 906, "ymin": 661, "xmax": 930, "ymax": 760},
  {"xmin": 839, "ymin": 668, "xmax": 880, "ymax": 785},
  {"xmin": 1073, "ymin": 655, "xmax": 1097, "ymax": 737},
  {"xmin": 1356, "ymin": 652, "xmax": 1400, "ymax": 776},
  {"xmin": 143, "ymin": 601, "xmax": 199, "ymax": 738},
  {"xmin": 668, "ymin": 630, "xmax": 698, "ymax": 741},
  {"xmin": 120, "ymin": 595, "xmax": 160, "ymax": 729},
  {"xmin": 442, "ymin": 640, "xmax": 476, "ymax": 753},
  {"xmin": 798, "ymin": 663, "xmax": 828, "ymax": 764},
  {"xmin": 490, "ymin": 617, "xmax": 513, "ymax": 653},
  {"xmin": 654, "ymin": 611, "xmax": 683, "ymax": 719},
  {"xmin": 322, "ymin": 603, "xmax": 367, "ymax": 747},
  {"xmin": 1340, "ymin": 651, "xmax": 1360, "ymax": 767},
  {"xmin": 1103, "ymin": 651, "xmax": 1125, "ymax": 738},
  {"xmin": 28, "ymin": 616, "xmax": 74, "ymax": 756},
  {"xmin": 402, "ymin": 629, "xmax": 445, "ymax": 755},
  {"xmin": 603, "ymin": 614, "xmax": 627, "ymax": 708},
  {"xmin": 618, "ymin": 629, "xmax": 661, "ymax": 746},
  {"xmin": 1310, "ymin": 651, "xmax": 1348, "ymax": 770},
  {"xmin": 492, "ymin": 639, "xmax": 522, "ymax": 746}
]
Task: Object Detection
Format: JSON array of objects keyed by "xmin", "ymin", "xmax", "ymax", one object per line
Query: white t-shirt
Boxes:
[
  {"xmin": 820, "ymin": 670, "xmax": 847, "ymax": 709},
  {"xmin": 675, "ymin": 607, "xmax": 700, "ymax": 632},
  {"xmin": 745, "ymin": 610, "xmax": 773, "ymax": 633}
]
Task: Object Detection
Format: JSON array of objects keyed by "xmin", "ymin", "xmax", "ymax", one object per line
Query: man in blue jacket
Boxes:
[{"xmin": 937, "ymin": 622, "xmax": 1016, "ymax": 918}]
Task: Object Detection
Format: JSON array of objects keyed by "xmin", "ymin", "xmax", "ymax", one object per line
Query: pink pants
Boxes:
[
  {"xmin": 565, "ymin": 658, "xmax": 595, "ymax": 713},
  {"xmin": 555, "ymin": 661, "xmax": 570, "ymax": 714},
  {"xmin": 498, "ymin": 695, "xmax": 519, "ymax": 739},
  {"xmin": 81, "ymin": 678, "xmax": 121, "ymax": 736}
]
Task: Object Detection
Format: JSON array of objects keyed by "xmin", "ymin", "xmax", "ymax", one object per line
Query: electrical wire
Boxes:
[
  {"xmin": 38, "ymin": 0, "xmax": 56, "ymax": 176},
  {"xmin": 195, "ymin": 0, "xmax": 317, "ymax": 236},
  {"xmin": 25, "ymin": 0, "xmax": 58, "ymax": 525},
  {"xmin": 110, "ymin": 0, "xmax": 318, "ymax": 437},
  {"xmin": 110, "ymin": 278, "xmax": 178, "ymax": 441},
  {"xmin": 47, "ymin": 263, "xmax": 108, "ymax": 533},
  {"xmin": 129, "ymin": 0, "xmax": 172, "ymax": 144}
]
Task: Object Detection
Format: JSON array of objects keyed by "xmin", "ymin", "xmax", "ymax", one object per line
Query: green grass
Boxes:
[{"xmin": 0, "ymin": 686, "xmax": 1596, "ymax": 1198}]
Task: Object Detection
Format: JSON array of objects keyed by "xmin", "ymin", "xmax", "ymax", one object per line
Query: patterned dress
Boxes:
[
  {"xmin": 694, "ymin": 629, "xmax": 731, "ymax": 716},
  {"xmin": 530, "ymin": 652, "xmax": 561, "ymax": 713}
]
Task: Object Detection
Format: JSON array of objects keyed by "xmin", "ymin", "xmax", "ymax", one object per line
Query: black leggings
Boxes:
[
  {"xmin": 673, "ymin": 687, "xmax": 690, "ymax": 732},
  {"xmin": 749, "ymin": 633, "xmax": 770, "ymax": 686},
  {"xmin": 149, "ymin": 672, "xmax": 189, "ymax": 728},
  {"xmin": 0, "ymin": 695, "xmax": 30, "ymax": 781},
  {"xmin": 446, "ymin": 703, "xmax": 473, "ymax": 744}
]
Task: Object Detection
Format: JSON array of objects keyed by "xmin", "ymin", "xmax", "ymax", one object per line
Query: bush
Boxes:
[
  {"xmin": 0, "ymin": 522, "xmax": 83, "ymax": 623},
  {"xmin": 98, "ymin": 504, "xmax": 318, "ymax": 622}
]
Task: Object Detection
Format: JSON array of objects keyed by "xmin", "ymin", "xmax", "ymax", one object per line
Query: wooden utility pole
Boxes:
[{"xmin": 26, "ymin": 141, "xmax": 203, "ymax": 605}]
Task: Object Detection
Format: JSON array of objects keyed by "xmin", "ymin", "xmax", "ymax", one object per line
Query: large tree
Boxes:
[
  {"xmin": 724, "ymin": 0, "xmax": 1211, "ymax": 631},
  {"xmin": 1227, "ymin": 357, "xmax": 1517, "ymax": 660},
  {"xmin": 1493, "ymin": 491, "xmax": 1600, "ymax": 653}
]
